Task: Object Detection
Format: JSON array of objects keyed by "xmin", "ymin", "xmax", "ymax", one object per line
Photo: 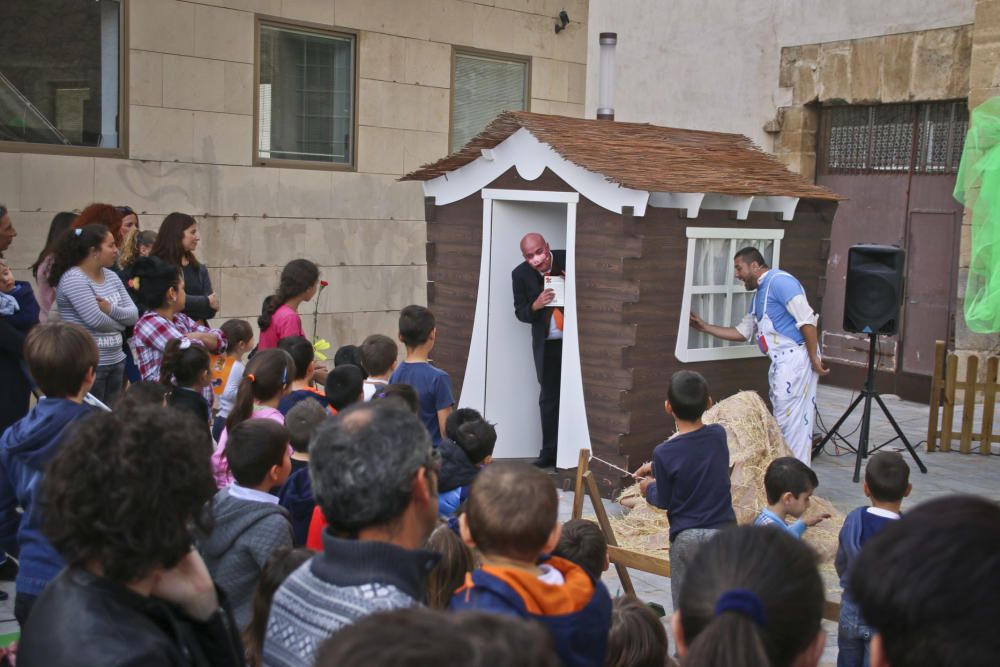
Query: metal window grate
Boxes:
[{"xmin": 822, "ymin": 101, "xmax": 968, "ymax": 175}]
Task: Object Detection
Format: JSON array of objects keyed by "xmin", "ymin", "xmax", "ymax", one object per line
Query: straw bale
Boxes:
[
  {"xmin": 402, "ymin": 111, "xmax": 842, "ymax": 202},
  {"xmin": 605, "ymin": 391, "xmax": 844, "ymax": 569}
]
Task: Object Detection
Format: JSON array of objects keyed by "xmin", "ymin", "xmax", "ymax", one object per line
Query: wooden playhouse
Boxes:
[{"xmin": 402, "ymin": 111, "xmax": 841, "ymax": 493}]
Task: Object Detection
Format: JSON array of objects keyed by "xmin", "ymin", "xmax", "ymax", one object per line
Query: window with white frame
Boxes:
[{"xmin": 675, "ymin": 228, "xmax": 784, "ymax": 363}]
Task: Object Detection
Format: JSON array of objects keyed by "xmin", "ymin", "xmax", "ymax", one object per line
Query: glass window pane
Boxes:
[
  {"xmin": 0, "ymin": 0, "xmax": 121, "ymax": 149},
  {"xmin": 258, "ymin": 24, "xmax": 354, "ymax": 164},
  {"xmin": 451, "ymin": 53, "xmax": 526, "ymax": 152}
]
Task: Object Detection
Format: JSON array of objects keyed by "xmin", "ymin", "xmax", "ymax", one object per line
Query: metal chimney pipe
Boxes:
[{"xmin": 597, "ymin": 32, "xmax": 617, "ymax": 120}]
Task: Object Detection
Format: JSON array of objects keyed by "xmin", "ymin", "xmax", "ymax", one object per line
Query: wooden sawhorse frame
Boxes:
[{"xmin": 570, "ymin": 449, "xmax": 841, "ymax": 621}]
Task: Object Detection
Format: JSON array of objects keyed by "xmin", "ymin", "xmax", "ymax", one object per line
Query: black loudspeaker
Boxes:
[{"xmin": 843, "ymin": 244, "xmax": 905, "ymax": 335}]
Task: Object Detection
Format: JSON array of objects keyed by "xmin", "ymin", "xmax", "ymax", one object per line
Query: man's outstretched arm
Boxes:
[{"xmin": 689, "ymin": 312, "xmax": 750, "ymax": 342}]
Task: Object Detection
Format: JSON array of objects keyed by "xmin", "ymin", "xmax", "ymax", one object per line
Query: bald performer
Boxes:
[{"xmin": 512, "ymin": 233, "xmax": 566, "ymax": 468}]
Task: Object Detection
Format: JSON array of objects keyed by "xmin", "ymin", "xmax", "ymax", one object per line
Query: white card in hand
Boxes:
[{"xmin": 544, "ymin": 275, "xmax": 565, "ymax": 307}]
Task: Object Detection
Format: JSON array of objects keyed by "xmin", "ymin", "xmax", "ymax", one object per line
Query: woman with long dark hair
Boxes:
[
  {"xmin": 151, "ymin": 213, "xmax": 218, "ymax": 324},
  {"xmin": 258, "ymin": 259, "xmax": 320, "ymax": 350},
  {"xmin": 31, "ymin": 211, "xmax": 76, "ymax": 324},
  {"xmin": 49, "ymin": 224, "xmax": 138, "ymax": 405}
]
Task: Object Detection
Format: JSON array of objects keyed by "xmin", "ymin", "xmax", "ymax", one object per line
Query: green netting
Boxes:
[{"xmin": 954, "ymin": 97, "xmax": 1000, "ymax": 333}]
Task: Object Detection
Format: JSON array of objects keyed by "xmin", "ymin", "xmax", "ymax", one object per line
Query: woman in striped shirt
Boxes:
[{"xmin": 49, "ymin": 224, "xmax": 138, "ymax": 406}]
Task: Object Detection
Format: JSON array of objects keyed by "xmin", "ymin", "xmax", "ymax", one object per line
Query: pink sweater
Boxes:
[
  {"xmin": 258, "ymin": 304, "xmax": 305, "ymax": 349},
  {"xmin": 34, "ymin": 256, "xmax": 55, "ymax": 324},
  {"xmin": 211, "ymin": 405, "xmax": 285, "ymax": 488}
]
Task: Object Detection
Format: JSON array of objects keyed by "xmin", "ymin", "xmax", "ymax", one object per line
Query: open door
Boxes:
[{"xmin": 460, "ymin": 189, "xmax": 590, "ymax": 469}]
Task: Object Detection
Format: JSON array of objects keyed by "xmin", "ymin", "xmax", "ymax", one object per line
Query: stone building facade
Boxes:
[{"xmin": 0, "ymin": 0, "xmax": 588, "ymax": 346}]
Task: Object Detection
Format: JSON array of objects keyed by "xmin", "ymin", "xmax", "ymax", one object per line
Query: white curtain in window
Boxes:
[{"xmin": 451, "ymin": 54, "xmax": 526, "ymax": 152}]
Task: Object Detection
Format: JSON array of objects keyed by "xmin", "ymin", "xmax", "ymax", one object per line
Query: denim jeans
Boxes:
[
  {"xmin": 670, "ymin": 528, "xmax": 720, "ymax": 614},
  {"xmin": 838, "ymin": 597, "xmax": 874, "ymax": 667},
  {"xmin": 91, "ymin": 360, "xmax": 126, "ymax": 407}
]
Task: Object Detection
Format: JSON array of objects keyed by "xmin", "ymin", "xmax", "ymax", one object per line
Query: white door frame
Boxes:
[{"xmin": 459, "ymin": 188, "xmax": 590, "ymax": 469}]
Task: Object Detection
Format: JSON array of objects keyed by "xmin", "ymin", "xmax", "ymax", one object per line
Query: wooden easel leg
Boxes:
[
  {"xmin": 584, "ymin": 471, "xmax": 636, "ymax": 597},
  {"xmin": 572, "ymin": 449, "xmax": 589, "ymax": 520}
]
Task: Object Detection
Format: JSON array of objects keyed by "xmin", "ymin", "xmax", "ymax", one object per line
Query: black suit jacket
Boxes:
[{"xmin": 512, "ymin": 249, "xmax": 566, "ymax": 382}]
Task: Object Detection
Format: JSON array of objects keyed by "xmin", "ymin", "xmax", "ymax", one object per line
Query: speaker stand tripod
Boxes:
[{"xmin": 812, "ymin": 333, "xmax": 928, "ymax": 482}]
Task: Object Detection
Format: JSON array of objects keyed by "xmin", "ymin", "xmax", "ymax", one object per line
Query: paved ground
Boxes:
[{"xmin": 561, "ymin": 384, "xmax": 1000, "ymax": 666}]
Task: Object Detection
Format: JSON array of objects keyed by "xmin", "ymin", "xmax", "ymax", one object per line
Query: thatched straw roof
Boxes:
[{"xmin": 402, "ymin": 111, "xmax": 842, "ymax": 201}]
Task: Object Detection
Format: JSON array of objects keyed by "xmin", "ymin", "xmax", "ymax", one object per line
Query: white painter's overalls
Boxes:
[{"xmin": 751, "ymin": 272, "xmax": 818, "ymax": 465}]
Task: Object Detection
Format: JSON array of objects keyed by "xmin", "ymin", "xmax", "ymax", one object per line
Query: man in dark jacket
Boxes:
[
  {"xmin": 512, "ymin": 233, "xmax": 566, "ymax": 468},
  {"xmin": 0, "ymin": 322, "xmax": 96, "ymax": 624},
  {"xmin": 17, "ymin": 406, "xmax": 244, "ymax": 667}
]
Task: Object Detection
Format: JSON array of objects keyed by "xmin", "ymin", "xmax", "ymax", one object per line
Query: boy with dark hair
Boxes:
[
  {"xmin": 554, "ymin": 519, "xmax": 609, "ymax": 582},
  {"xmin": 277, "ymin": 335, "xmax": 331, "ymax": 415},
  {"xmin": 390, "ymin": 304, "xmax": 454, "ymax": 444},
  {"xmin": 279, "ymin": 399, "xmax": 329, "ymax": 546},
  {"xmin": 360, "ymin": 333, "xmax": 398, "ymax": 400},
  {"xmin": 452, "ymin": 462, "xmax": 612, "ymax": 667},
  {"xmin": 333, "ymin": 344, "xmax": 366, "ymax": 375},
  {"xmin": 325, "ymin": 364, "xmax": 364, "ymax": 412},
  {"xmin": 437, "ymin": 411, "xmax": 496, "ymax": 517},
  {"xmin": 197, "ymin": 419, "xmax": 293, "ymax": 627},
  {"xmin": 0, "ymin": 322, "xmax": 97, "ymax": 623},
  {"xmin": 635, "ymin": 370, "xmax": 736, "ymax": 616},
  {"xmin": 849, "ymin": 495, "xmax": 1000, "ymax": 667},
  {"xmin": 753, "ymin": 456, "xmax": 830, "ymax": 538},
  {"xmin": 835, "ymin": 451, "xmax": 911, "ymax": 667}
]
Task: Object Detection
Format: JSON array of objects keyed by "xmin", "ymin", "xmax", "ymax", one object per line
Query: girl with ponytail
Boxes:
[
  {"xmin": 674, "ymin": 526, "xmax": 826, "ymax": 667},
  {"xmin": 160, "ymin": 337, "xmax": 212, "ymax": 435},
  {"xmin": 257, "ymin": 259, "xmax": 320, "ymax": 350},
  {"xmin": 211, "ymin": 348, "xmax": 295, "ymax": 487}
]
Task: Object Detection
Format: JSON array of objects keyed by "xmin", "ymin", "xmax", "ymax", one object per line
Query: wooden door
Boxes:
[{"xmin": 816, "ymin": 102, "xmax": 966, "ymax": 401}]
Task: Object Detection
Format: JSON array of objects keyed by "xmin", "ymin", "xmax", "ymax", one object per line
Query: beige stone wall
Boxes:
[
  {"xmin": 0, "ymin": 0, "xmax": 588, "ymax": 347},
  {"xmin": 773, "ymin": 25, "xmax": 973, "ymax": 182},
  {"xmin": 958, "ymin": 0, "xmax": 1000, "ymax": 357}
]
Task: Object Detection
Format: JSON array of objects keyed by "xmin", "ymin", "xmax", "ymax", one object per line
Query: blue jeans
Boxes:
[
  {"xmin": 92, "ymin": 360, "xmax": 126, "ymax": 407},
  {"xmin": 838, "ymin": 597, "xmax": 874, "ymax": 667}
]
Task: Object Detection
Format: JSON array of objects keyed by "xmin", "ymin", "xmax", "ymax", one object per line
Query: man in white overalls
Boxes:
[{"xmin": 690, "ymin": 247, "xmax": 829, "ymax": 464}]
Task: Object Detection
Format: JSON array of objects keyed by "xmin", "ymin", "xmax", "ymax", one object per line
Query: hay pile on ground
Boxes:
[{"xmin": 608, "ymin": 391, "xmax": 844, "ymax": 567}]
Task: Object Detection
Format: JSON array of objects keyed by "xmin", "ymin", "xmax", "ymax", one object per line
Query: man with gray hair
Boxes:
[{"xmin": 263, "ymin": 401, "xmax": 442, "ymax": 667}]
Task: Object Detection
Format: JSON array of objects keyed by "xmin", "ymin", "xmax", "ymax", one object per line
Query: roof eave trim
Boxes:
[
  {"xmin": 421, "ymin": 127, "xmax": 650, "ymax": 216},
  {"xmin": 648, "ymin": 192, "xmax": 800, "ymax": 221}
]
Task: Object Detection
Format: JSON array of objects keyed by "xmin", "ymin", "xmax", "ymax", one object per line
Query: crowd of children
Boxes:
[{"xmin": 0, "ymin": 206, "xmax": 998, "ymax": 667}]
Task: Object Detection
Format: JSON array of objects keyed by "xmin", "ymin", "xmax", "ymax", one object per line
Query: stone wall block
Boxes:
[
  {"xmin": 973, "ymin": 0, "xmax": 1000, "ymax": 45},
  {"xmin": 244, "ymin": 217, "xmax": 427, "ymax": 266},
  {"xmin": 849, "ymin": 37, "xmax": 883, "ymax": 103},
  {"xmin": 194, "ymin": 4, "xmax": 255, "ymax": 63},
  {"xmin": 21, "ymin": 155, "xmax": 95, "ymax": 213},
  {"xmin": 2, "ymin": 212, "xmax": 56, "ymax": 270},
  {"xmin": 337, "ymin": 0, "xmax": 431, "ymax": 41},
  {"xmin": 130, "ymin": 50, "xmax": 164, "ymax": 108},
  {"xmin": 329, "ymin": 173, "xmax": 426, "ymax": 220},
  {"xmin": 281, "ymin": 0, "xmax": 335, "ymax": 25},
  {"xmin": 358, "ymin": 80, "xmax": 450, "ymax": 133},
  {"xmin": 403, "ymin": 130, "xmax": 449, "ymax": 175},
  {"xmin": 192, "ymin": 112, "xmax": 254, "ymax": 166},
  {"xmin": 959, "ymin": 221, "xmax": 973, "ymax": 269},
  {"xmin": 318, "ymin": 265, "xmax": 427, "ymax": 312},
  {"xmin": 880, "ymin": 33, "xmax": 915, "ymax": 102},
  {"xmin": 198, "ymin": 215, "xmax": 249, "ymax": 267},
  {"xmin": 532, "ymin": 57, "xmax": 570, "ymax": 102},
  {"xmin": 403, "ymin": 39, "xmax": 452, "ymax": 89},
  {"xmin": 951, "ymin": 25, "xmax": 974, "ymax": 98},
  {"xmin": 359, "ymin": 32, "xmax": 407, "ymax": 83},
  {"xmin": 130, "ymin": 106, "xmax": 195, "ymax": 163},
  {"xmin": 358, "ymin": 126, "xmax": 407, "ymax": 175},
  {"xmin": 0, "ymin": 154, "xmax": 22, "ymax": 211},
  {"xmin": 817, "ymin": 46, "xmax": 851, "ymax": 103},
  {"xmin": 970, "ymin": 43, "xmax": 1000, "ymax": 90},
  {"xmin": 567, "ymin": 62, "xmax": 587, "ymax": 104},
  {"xmin": 276, "ymin": 169, "xmax": 333, "ymax": 218},
  {"xmin": 911, "ymin": 29, "xmax": 959, "ymax": 101},
  {"xmin": 162, "ymin": 55, "xmax": 226, "ymax": 113},
  {"xmin": 427, "ymin": 0, "xmax": 479, "ymax": 49},
  {"xmin": 224, "ymin": 62, "xmax": 255, "ymax": 116},
  {"xmin": 206, "ymin": 165, "xmax": 279, "ymax": 217},
  {"xmin": 130, "ymin": 0, "xmax": 196, "ymax": 57},
  {"xmin": 94, "ymin": 158, "xmax": 163, "ymax": 214}
]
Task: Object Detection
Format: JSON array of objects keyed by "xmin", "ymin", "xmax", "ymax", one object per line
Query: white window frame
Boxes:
[{"xmin": 675, "ymin": 227, "xmax": 785, "ymax": 363}]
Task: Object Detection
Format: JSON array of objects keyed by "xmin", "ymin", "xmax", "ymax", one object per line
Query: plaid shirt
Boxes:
[{"xmin": 133, "ymin": 311, "xmax": 226, "ymax": 403}]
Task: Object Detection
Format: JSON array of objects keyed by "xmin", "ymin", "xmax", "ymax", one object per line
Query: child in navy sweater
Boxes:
[
  {"xmin": 635, "ymin": 371, "xmax": 736, "ymax": 615},
  {"xmin": 0, "ymin": 259, "xmax": 40, "ymax": 432},
  {"xmin": 836, "ymin": 451, "xmax": 911, "ymax": 667},
  {"xmin": 389, "ymin": 305, "xmax": 453, "ymax": 444}
]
